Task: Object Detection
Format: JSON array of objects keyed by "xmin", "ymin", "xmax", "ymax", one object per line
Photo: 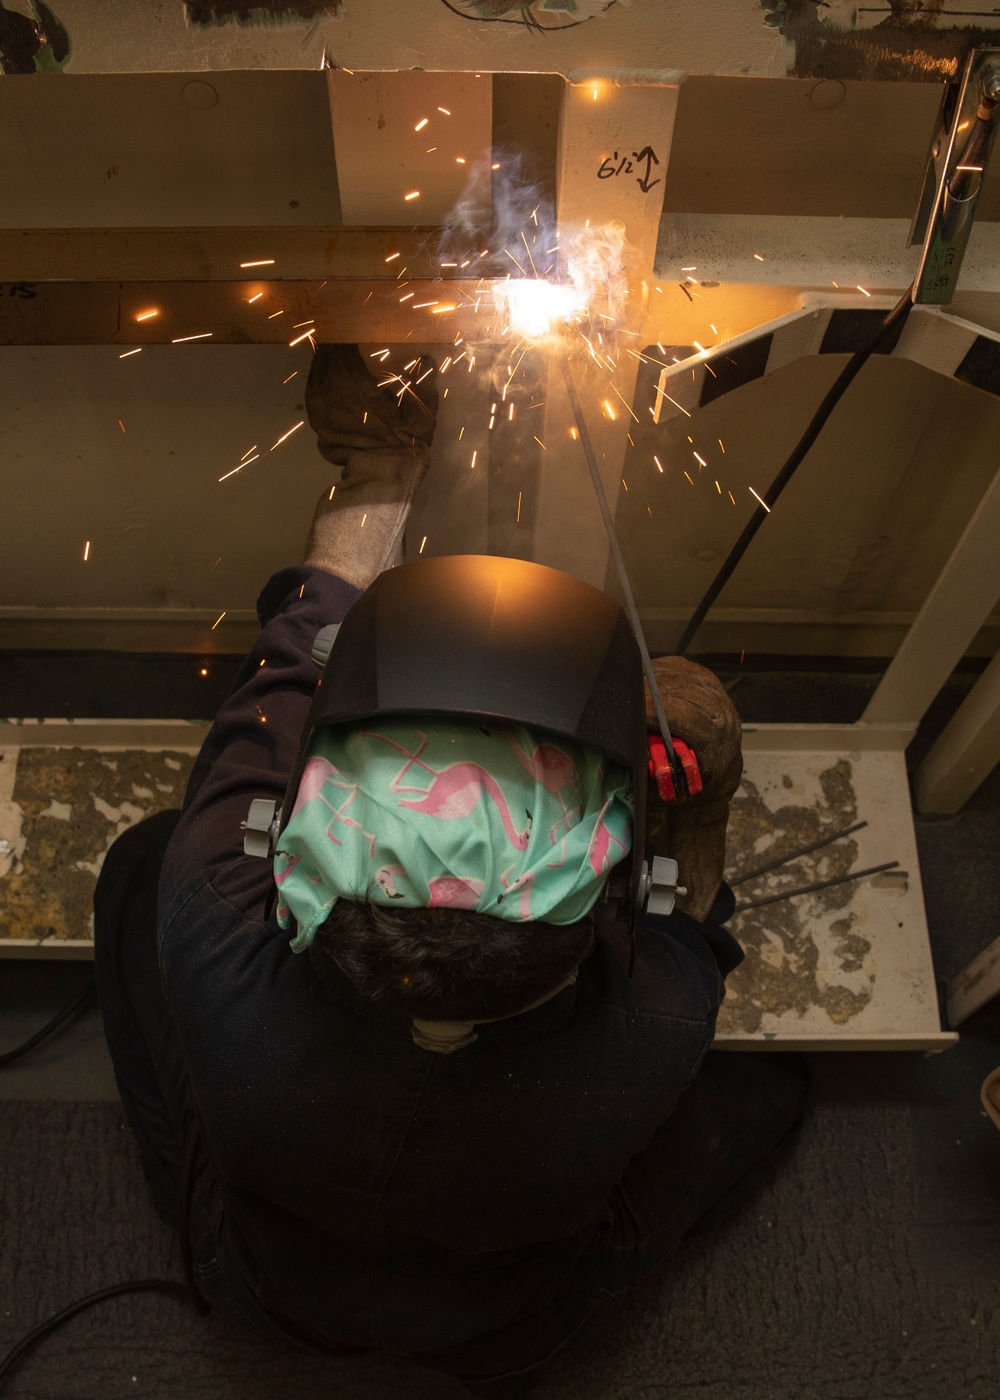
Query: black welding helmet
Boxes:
[{"xmin": 263, "ymin": 554, "xmax": 650, "ymax": 966}]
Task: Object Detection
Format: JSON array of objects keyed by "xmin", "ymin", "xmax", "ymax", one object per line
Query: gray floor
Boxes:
[{"xmin": 2, "ymin": 663, "xmax": 1000, "ymax": 1398}]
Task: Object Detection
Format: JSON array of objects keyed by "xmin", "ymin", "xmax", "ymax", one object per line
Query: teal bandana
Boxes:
[{"xmin": 274, "ymin": 721, "xmax": 633, "ymax": 952}]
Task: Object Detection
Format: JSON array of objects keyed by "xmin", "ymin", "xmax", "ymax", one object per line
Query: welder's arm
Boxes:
[{"xmin": 160, "ymin": 346, "xmax": 438, "ymax": 920}]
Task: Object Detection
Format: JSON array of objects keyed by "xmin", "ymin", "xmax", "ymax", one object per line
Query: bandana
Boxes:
[{"xmin": 274, "ymin": 721, "xmax": 633, "ymax": 952}]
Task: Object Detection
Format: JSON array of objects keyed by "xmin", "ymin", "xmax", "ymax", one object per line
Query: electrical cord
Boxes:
[
  {"xmin": 0, "ymin": 975, "xmax": 206, "ymax": 1395},
  {"xmin": 676, "ymin": 286, "xmax": 916, "ymax": 657}
]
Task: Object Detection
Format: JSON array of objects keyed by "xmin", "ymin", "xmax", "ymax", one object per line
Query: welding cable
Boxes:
[
  {"xmin": 0, "ymin": 976, "xmax": 96, "ymax": 1067},
  {"xmin": 675, "ymin": 287, "xmax": 915, "ymax": 657}
]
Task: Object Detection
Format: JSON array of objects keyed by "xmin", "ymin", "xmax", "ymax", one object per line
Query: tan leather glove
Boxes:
[
  {"xmin": 303, "ymin": 344, "xmax": 438, "ymax": 591},
  {"xmin": 644, "ymin": 656, "xmax": 743, "ymax": 922}
]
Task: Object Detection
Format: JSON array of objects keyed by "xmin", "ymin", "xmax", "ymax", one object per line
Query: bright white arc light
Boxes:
[{"xmin": 495, "ymin": 279, "xmax": 582, "ymax": 339}]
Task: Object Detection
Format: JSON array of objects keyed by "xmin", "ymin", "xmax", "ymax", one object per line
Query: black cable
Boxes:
[
  {"xmin": 0, "ymin": 975, "xmax": 96, "ymax": 1066},
  {"xmin": 676, "ymin": 287, "xmax": 915, "ymax": 657},
  {"xmin": 0, "ymin": 978, "xmax": 208, "ymax": 1392},
  {"xmin": 0, "ymin": 1281, "xmax": 194, "ymax": 1392}
]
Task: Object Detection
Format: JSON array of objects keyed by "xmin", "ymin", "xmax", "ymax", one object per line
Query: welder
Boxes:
[{"xmin": 92, "ymin": 345, "xmax": 810, "ymax": 1398}]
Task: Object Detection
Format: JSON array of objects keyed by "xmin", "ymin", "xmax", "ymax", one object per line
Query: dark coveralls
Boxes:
[{"xmin": 93, "ymin": 566, "xmax": 810, "ymax": 1392}]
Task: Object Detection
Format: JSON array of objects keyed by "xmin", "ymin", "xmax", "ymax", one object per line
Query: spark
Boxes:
[
  {"xmin": 520, "ymin": 230, "xmax": 539, "ymax": 276},
  {"xmin": 211, "ymin": 612, "xmax": 226, "ymax": 630},
  {"xmin": 241, "ymin": 259, "xmax": 275, "ymax": 268},
  {"xmin": 655, "ymin": 386, "xmax": 692, "ymax": 418},
  {"xmin": 693, "ymin": 341, "xmax": 706, "ymax": 353},
  {"xmin": 119, "ymin": 348, "xmax": 141, "ymax": 358},
  {"xmin": 430, "ymin": 304, "xmax": 457, "ymax": 314},
  {"xmin": 503, "ymin": 248, "xmax": 527, "ymax": 275},
  {"xmin": 135, "ymin": 310, "xmax": 158, "ymax": 321},
  {"xmin": 404, "ymin": 358, "xmax": 419, "ymax": 372},
  {"xmin": 508, "ymin": 403, "xmax": 515, "ymax": 421},
  {"xmin": 404, "ymin": 190, "xmax": 420, "ymax": 201},
  {"xmin": 240, "ymin": 445, "xmax": 258, "ymax": 460},
  {"xmin": 647, "ymin": 506, "xmax": 652, "ymax": 517},
  {"xmin": 412, "ymin": 301, "xmax": 439, "ymax": 309},
  {"xmin": 270, "ymin": 421, "xmax": 304, "ymax": 451},
  {"xmin": 259, "ymin": 658, "xmax": 266, "ymax": 667},
  {"xmin": 516, "ymin": 491, "xmax": 522, "ymax": 522},
  {"xmin": 693, "ymin": 452, "xmax": 707, "ymax": 467},
  {"xmin": 719, "ymin": 438, "xmax": 725, "ymax": 453},
  {"xmin": 458, "ymin": 426, "xmax": 465, "ymax": 442},
  {"xmin": 83, "ymin": 540, "xmax": 90, "ymax": 560},
  {"xmin": 219, "ymin": 454, "xmax": 259, "ymax": 481},
  {"xmin": 856, "ymin": 285, "xmax": 871, "ymax": 297},
  {"xmin": 363, "ymin": 411, "xmax": 367, "ymax": 423},
  {"xmin": 710, "ymin": 324, "xmax": 718, "ymax": 334},
  {"xmin": 420, "ymin": 535, "xmax": 427, "ymax": 553},
  {"xmin": 440, "ymin": 356, "xmax": 453, "ymax": 371},
  {"xmin": 470, "ymin": 450, "xmax": 477, "ymax": 469},
  {"xmin": 749, "ymin": 486, "xmax": 771, "ymax": 512},
  {"xmin": 283, "ymin": 371, "xmax": 298, "ymax": 384},
  {"xmin": 385, "ymin": 252, "xmax": 401, "ymax": 262},
  {"xmin": 956, "ymin": 164, "xmax": 983, "ymax": 172},
  {"xmin": 603, "ymin": 400, "xmax": 616, "ymax": 420},
  {"xmin": 361, "ymin": 512, "xmax": 367, "ymax": 527},
  {"xmin": 438, "ymin": 106, "xmax": 451, "ymax": 115},
  {"xmin": 172, "ymin": 332, "xmax": 213, "ymax": 342},
  {"xmin": 684, "ymin": 471, "xmax": 694, "ymax": 484},
  {"xmin": 118, "ymin": 419, "xmax": 126, "ymax": 433},
  {"xmin": 288, "ymin": 329, "xmax": 315, "ymax": 347},
  {"xmin": 740, "ymin": 649, "xmax": 745, "ymax": 664},
  {"xmin": 247, "ymin": 292, "xmax": 264, "ymax": 303},
  {"xmin": 728, "ymin": 490, "xmax": 736, "ymax": 505},
  {"xmin": 414, "ymin": 117, "xmax": 428, "ymax": 131},
  {"xmin": 492, "ymin": 162, "xmax": 501, "ymax": 170},
  {"xmin": 370, "ymin": 349, "xmax": 390, "ymax": 359},
  {"xmin": 299, "ymin": 584, "xmax": 305, "ymax": 598},
  {"xmin": 455, "ymin": 157, "xmax": 466, "ymax": 164},
  {"xmin": 753, "ymin": 254, "xmax": 764, "ymax": 262},
  {"xmin": 399, "ymin": 293, "xmax": 415, "ymax": 302},
  {"xmin": 654, "ymin": 456, "xmax": 663, "ymax": 473},
  {"xmin": 533, "ymin": 436, "xmax": 546, "ymax": 450},
  {"xmin": 328, "ymin": 485, "xmax": 336, "ymax": 500},
  {"xmin": 267, "ymin": 310, "xmax": 284, "ymax": 319},
  {"xmin": 292, "ymin": 319, "xmax": 315, "ymax": 329},
  {"xmin": 211, "ymin": 557, "xmax": 222, "ymax": 570},
  {"xmin": 715, "ymin": 480, "xmax": 721, "ymax": 494},
  {"xmin": 200, "ymin": 668, "xmax": 208, "ymax": 677},
  {"xmin": 397, "ymin": 266, "xmax": 408, "ymax": 278},
  {"xmin": 681, "ymin": 266, "xmax": 697, "ymax": 271},
  {"xmin": 622, "ymin": 479, "xmax": 628, "ymax": 492},
  {"xmin": 610, "ymin": 384, "xmax": 639, "ymax": 422},
  {"xmin": 569, "ymin": 427, "xmax": 578, "ymax": 440}
]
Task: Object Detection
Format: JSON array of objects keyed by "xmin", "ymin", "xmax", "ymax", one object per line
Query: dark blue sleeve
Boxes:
[
  {"xmin": 160, "ymin": 566, "xmax": 362, "ymax": 921},
  {"xmin": 639, "ymin": 881, "xmax": 745, "ymax": 1018}
]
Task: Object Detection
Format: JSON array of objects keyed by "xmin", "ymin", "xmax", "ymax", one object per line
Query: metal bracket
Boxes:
[
  {"xmin": 241, "ymin": 798, "xmax": 281, "ymax": 858},
  {"xmin": 913, "ymin": 47, "xmax": 1000, "ymax": 306},
  {"xmin": 311, "ymin": 623, "xmax": 341, "ymax": 670},
  {"xmin": 638, "ymin": 855, "xmax": 688, "ymax": 918}
]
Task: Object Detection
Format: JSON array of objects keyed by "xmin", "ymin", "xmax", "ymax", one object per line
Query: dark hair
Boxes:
[{"xmin": 308, "ymin": 900, "xmax": 596, "ymax": 1022}]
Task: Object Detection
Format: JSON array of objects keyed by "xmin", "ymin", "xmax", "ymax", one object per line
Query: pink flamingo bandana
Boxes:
[{"xmin": 273, "ymin": 721, "xmax": 633, "ymax": 952}]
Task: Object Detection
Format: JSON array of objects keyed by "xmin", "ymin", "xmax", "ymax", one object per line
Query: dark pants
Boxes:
[{"xmin": 94, "ymin": 811, "xmax": 810, "ymax": 1394}]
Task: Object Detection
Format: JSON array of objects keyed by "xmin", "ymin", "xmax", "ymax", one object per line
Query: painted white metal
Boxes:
[
  {"xmin": 916, "ymin": 646, "xmax": 1000, "ymax": 812},
  {"xmin": 326, "ymin": 71, "xmax": 492, "ymax": 226},
  {"xmin": 657, "ymin": 213, "xmax": 1000, "ymax": 294},
  {"xmin": 716, "ymin": 723, "xmax": 947, "ymax": 1051},
  {"xmin": 946, "ymin": 931, "xmax": 1000, "ymax": 1025},
  {"xmin": 862, "ymin": 460, "xmax": 1000, "ymax": 725}
]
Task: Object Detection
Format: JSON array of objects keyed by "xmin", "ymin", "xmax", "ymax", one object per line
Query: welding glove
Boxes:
[
  {"xmin": 644, "ymin": 656, "xmax": 743, "ymax": 923},
  {"xmin": 303, "ymin": 344, "xmax": 438, "ymax": 591}
]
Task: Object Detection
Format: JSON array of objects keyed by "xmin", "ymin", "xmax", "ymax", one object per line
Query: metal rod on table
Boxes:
[
  {"xmin": 732, "ymin": 860, "xmax": 900, "ymax": 914},
  {"xmin": 729, "ymin": 821, "xmax": 869, "ymax": 887},
  {"xmin": 560, "ymin": 356, "xmax": 675, "ymax": 760}
]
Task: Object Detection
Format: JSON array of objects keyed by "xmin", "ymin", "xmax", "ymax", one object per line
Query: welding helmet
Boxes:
[{"xmin": 249, "ymin": 554, "xmax": 658, "ymax": 975}]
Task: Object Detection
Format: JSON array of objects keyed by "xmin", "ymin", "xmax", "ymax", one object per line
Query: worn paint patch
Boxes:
[
  {"xmin": 184, "ymin": 0, "xmax": 343, "ymax": 25},
  {"xmin": 718, "ymin": 757, "xmax": 874, "ymax": 1033},
  {"xmin": 0, "ymin": 747, "xmax": 195, "ymax": 943}
]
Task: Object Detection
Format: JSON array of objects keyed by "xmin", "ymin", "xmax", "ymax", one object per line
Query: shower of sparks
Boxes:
[
  {"xmin": 211, "ymin": 612, "xmax": 226, "ymax": 630},
  {"xmin": 749, "ymin": 486, "xmax": 771, "ymax": 512},
  {"xmin": 83, "ymin": 540, "xmax": 90, "ymax": 560},
  {"xmin": 241, "ymin": 259, "xmax": 275, "ymax": 268},
  {"xmin": 654, "ymin": 456, "xmax": 663, "ymax": 473},
  {"xmin": 119, "ymin": 348, "xmax": 141, "ymax": 358},
  {"xmin": 219, "ymin": 454, "xmax": 259, "ymax": 481},
  {"xmin": 247, "ymin": 292, "xmax": 264, "ymax": 303},
  {"xmin": 283, "ymin": 371, "xmax": 298, "ymax": 383},
  {"xmin": 420, "ymin": 536, "xmax": 427, "ymax": 553},
  {"xmin": 270, "ymin": 421, "xmax": 304, "ymax": 451},
  {"xmin": 135, "ymin": 310, "xmax": 158, "ymax": 321},
  {"xmin": 172, "ymin": 332, "xmax": 213, "ymax": 342}
]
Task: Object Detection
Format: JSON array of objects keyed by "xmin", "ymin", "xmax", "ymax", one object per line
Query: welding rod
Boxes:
[
  {"xmin": 560, "ymin": 357, "xmax": 675, "ymax": 760},
  {"xmin": 732, "ymin": 860, "xmax": 900, "ymax": 914},
  {"xmin": 729, "ymin": 820, "xmax": 869, "ymax": 887}
]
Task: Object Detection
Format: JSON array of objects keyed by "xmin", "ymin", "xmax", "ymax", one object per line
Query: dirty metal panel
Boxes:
[{"xmin": 715, "ymin": 724, "xmax": 953, "ymax": 1050}]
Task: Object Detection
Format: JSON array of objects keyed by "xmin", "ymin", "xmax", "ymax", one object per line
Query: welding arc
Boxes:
[
  {"xmin": 560, "ymin": 357, "xmax": 676, "ymax": 762},
  {"xmin": 675, "ymin": 287, "xmax": 915, "ymax": 657},
  {"xmin": 729, "ymin": 820, "xmax": 868, "ymax": 887},
  {"xmin": 732, "ymin": 860, "xmax": 900, "ymax": 913}
]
